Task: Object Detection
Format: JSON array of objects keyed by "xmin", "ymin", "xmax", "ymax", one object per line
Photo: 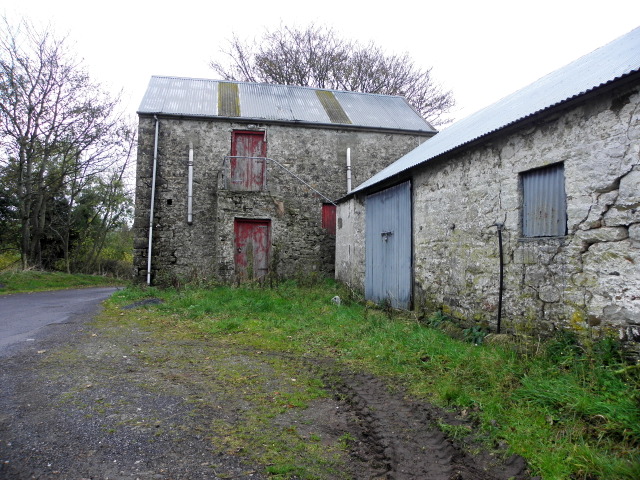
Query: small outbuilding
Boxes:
[
  {"xmin": 336, "ymin": 28, "xmax": 640, "ymax": 345},
  {"xmin": 132, "ymin": 78, "xmax": 435, "ymax": 284}
]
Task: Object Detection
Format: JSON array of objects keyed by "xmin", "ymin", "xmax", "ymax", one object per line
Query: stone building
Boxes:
[
  {"xmin": 336, "ymin": 27, "xmax": 640, "ymax": 344},
  {"xmin": 133, "ymin": 77, "xmax": 435, "ymax": 284}
]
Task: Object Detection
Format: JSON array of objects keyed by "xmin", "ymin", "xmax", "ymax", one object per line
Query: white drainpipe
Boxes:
[
  {"xmin": 146, "ymin": 116, "xmax": 159, "ymax": 285},
  {"xmin": 187, "ymin": 142, "xmax": 193, "ymax": 224},
  {"xmin": 346, "ymin": 148, "xmax": 352, "ymax": 193}
]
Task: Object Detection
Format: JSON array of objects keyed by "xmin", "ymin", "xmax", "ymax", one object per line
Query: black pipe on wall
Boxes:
[{"xmin": 494, "ymin": 222, "xmax": 505, "ymax": 334}]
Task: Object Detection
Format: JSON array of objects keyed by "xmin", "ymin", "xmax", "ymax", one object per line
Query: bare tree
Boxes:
[
  {"xmin": 48, "ymin": 123, "xmax": 136, "ymax": 273},
  {"xmin": 210, "ymin": 24, "xmax": 455, "ymax": 126},
  {"xmin": 0, "ymin": 16, "xmax": 129, "ymax": 270}
]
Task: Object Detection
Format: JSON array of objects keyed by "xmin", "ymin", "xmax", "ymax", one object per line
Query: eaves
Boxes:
[
  {"xmin": 136, "ymin": 112, "xmax": 437, "ymax": 137},
  {"xmin": 338, "ymin": 69, "xmax": 640, "ymax": 203}
]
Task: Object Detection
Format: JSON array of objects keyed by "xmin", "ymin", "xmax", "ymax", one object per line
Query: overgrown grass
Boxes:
[
  {"xmin": 0, "ymin": 269, "xmax": 125, "ymax": 294},
  {"xmin": 109, "ymin": 280, "xmax": 640, "ymax": 479}
]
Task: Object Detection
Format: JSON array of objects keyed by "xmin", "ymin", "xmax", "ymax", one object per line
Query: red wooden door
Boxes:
[
  {"xmin": 231, "ymin": 131, "xmax": 266, "ymax": 191},
  {"xmin": 322, "ymin": 204, "xmax": 337, "ymax": 235},
  {"xmin": 234, "ymin": 219, "xmax": 271, "ymax": 280}
]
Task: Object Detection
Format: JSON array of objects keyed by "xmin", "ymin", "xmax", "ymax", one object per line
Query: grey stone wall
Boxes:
[
  {"xmin": 336, "ymin": 83, "xmax": 640, "ymax": 342},
  {"xmin": 335, "ymin": 196, "xmax": 366, "ymax": 290},
  {"xmin": 133, "ymin": 116, "xmax": 429, "ymax": 284}
]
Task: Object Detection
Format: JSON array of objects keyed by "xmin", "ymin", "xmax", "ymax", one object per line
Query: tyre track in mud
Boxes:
[{"xmin": 313, "ymin": 366, "xmax": 532, "ymax": 480}]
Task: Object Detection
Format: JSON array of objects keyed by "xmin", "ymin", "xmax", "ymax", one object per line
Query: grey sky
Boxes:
[{"xmin": 4, "ymin": 0, "xmax": 640, "ymax": 123}]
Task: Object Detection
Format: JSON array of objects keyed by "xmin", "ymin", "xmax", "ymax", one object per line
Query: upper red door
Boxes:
[{"xmin": 230, "ymin": 131, "xmax": 267, "ymax": 191}]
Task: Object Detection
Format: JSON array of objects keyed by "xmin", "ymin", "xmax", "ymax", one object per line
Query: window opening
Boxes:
[{"xmin": 521, "ymin": 163, "xmax": 567, "ymax": 237}]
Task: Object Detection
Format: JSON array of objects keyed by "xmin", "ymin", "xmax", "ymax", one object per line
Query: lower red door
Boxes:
[{"xmin": 234, "ymin": 219, "xmax": 271, "ymax": 280}]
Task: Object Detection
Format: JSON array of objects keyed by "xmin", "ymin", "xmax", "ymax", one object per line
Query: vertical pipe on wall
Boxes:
[
  {"xmin": 146, "ymin": 116, "xmax": 159, "ymax": 286},
  {"xmin": 346, "ymin": 148, "xmax": 352, "ymax": 193},
  {"xmin": 494, "ymin": 222, "xmax": 505, "ymax": 333},
  {"xmin": 187, "ymin": 142, "xmax": 193, "ymax": 225}
]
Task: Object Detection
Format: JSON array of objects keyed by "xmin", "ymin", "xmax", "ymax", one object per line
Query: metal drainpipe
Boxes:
[
  {"xmin": 187, "ymin": 142, "xmax": 193, "ymax": 225},
  {"xmin": 146, "ymin": 116, "xmax": 159, "ymax": 286},
  {"xmin": 493, "ymin": 222, "xmax": 505, "ymax": 333},
  {"xmin": 346, "ymin": 148, "xmax": 352, "ymax": 193}
]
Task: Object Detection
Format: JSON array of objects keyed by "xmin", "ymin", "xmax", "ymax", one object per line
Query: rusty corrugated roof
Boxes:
[
  {"xmin": 352, "ymin": 26, "xmax": 640, "ymax": 194},
  {"xmin": 138, "ymin": 77, "xmax": 435, "ymax": 133},
  {"xmin": 218, "ymin": 82, "xmax": 240, "ymax": 117}
]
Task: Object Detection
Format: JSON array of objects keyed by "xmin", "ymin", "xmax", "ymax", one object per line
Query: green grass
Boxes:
[
  {"xmin": 0, "ymin": 269, "xmax": 125, "ymax": 294},
  {"xmin": 92, "ymin": 295, "xmax": 350, "ymax": 479},
  {"xmin": 107, "ymin": 280, "xmax": 640, "ymax": 479}
]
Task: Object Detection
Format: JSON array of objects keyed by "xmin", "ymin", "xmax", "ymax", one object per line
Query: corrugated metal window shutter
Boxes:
[{"xmin": 522, "ymin": 163, "xmax": 567, "ymax": 237}]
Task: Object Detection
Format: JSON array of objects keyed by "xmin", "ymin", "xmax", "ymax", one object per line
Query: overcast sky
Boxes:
[{"xmin": 3, "ymin": 0, "xmax": 640, "ymax": 124}]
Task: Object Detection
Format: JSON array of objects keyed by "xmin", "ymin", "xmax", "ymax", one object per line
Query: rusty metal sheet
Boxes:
[
  {"xmin": 315, "ymin": 90, "xmax": 352, "ymax": 124},
  {"xmin": 219, "ymin": 82, "xmax": 240, "ymax": 117}
]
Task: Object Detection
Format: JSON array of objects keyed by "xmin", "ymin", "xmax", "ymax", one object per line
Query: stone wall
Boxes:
[
  {"xmin": 133, "ymin": 116, "xmax": 429, "ymax": 283},
  {"xmin": 336, "ymin": 83, "xmax": 640, "ymax": 342},
  {"xmin": 335, "ymin": 196, "xmax": 366, "ymax": 290}
]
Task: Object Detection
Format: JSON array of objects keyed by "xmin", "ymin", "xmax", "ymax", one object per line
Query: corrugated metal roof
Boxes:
[
  {"xmin": 218, "ymin": 82, "xmax": 240, "ymax": 117},
  {"xmin": 352, "ymin": 26, "xmax": 640, "ymax": 193},
  {"xmin": 138, "ymin": 77, "xmax": 436, "ymax": 133}
]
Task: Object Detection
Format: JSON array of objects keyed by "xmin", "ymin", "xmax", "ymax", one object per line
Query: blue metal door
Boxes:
[{"xmin": 365, "ymin": 181, "xmax": 412, "ymax": 309}]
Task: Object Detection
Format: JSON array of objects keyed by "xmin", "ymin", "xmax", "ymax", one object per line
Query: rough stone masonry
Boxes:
[
  {"xmin": 337, "ymin": 83, "xmax": 640, "ymax": 348},
  {"xmin": 133, "ymin": 116, "xmax": 428, "ymax": 284}
]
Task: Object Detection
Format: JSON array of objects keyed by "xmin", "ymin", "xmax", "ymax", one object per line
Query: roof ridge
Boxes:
[{"xmin": 147, "ymin": 75, "xmax": 407, "ymax": 99}]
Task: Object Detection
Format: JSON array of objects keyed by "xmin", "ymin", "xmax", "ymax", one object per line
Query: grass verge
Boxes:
[
  {"xmin": 106, "ymin": 280, "xmax": 640, "ymax": 479},
  {"xmin": 0, "ymin": 270, "xmax": 125, "ymax": 294}
]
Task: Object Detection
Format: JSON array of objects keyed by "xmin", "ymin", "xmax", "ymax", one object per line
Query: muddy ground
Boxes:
[{"xmin": 0, "ymin": 301, "xmax": 533, "ymax": 480}]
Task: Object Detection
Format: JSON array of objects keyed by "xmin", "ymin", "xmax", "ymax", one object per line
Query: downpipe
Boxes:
[
  {"xmin": 346, "ymin": 148, "xmax": 352, "ymax": 193},
  {"xmin": 147, "ymin": 116, "xmax": 159, "ymax": 286},
  {"xmin": 187, "ymin": 142, "xmax": 193, "ymax": 225},
  {"xmin": 492, "ymin": 222, "xmax": 505, "ymax": 333}
]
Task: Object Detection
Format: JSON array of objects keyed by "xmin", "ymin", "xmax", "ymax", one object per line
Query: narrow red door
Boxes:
[
  {"xmin": 231, "ymin": 131, "xmax": 266, "ymax": 191},
  {"xmin": 234, "ymin": 219, "xmax": 271, "ymax": 280},
  {"xmin": 321, "ymin": 203, "xmax": 337, "ymax": 235}
]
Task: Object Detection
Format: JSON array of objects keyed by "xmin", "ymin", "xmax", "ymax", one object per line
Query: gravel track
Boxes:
[{"xmin": 0, "ymin": 300, "xmax": 532, "ymax": 480}]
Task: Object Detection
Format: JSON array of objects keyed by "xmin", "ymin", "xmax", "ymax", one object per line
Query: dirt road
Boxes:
[{"xmin": 0, "ymin": 295, "xmax": 532, "ymax": 479}]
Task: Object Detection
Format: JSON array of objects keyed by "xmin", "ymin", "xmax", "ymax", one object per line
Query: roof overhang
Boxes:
[
  {"xmin": 136, "ymin": 111, "xmax": 438, "ymax": 137},
  {"xmin": 338, "ymin": 69, "xmax": 640, "ymax": 203}
]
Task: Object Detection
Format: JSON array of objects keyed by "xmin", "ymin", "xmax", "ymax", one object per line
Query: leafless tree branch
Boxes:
[{"xmin": 210, "ymin": 24, "xmax": 455, "ymax": 126}]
